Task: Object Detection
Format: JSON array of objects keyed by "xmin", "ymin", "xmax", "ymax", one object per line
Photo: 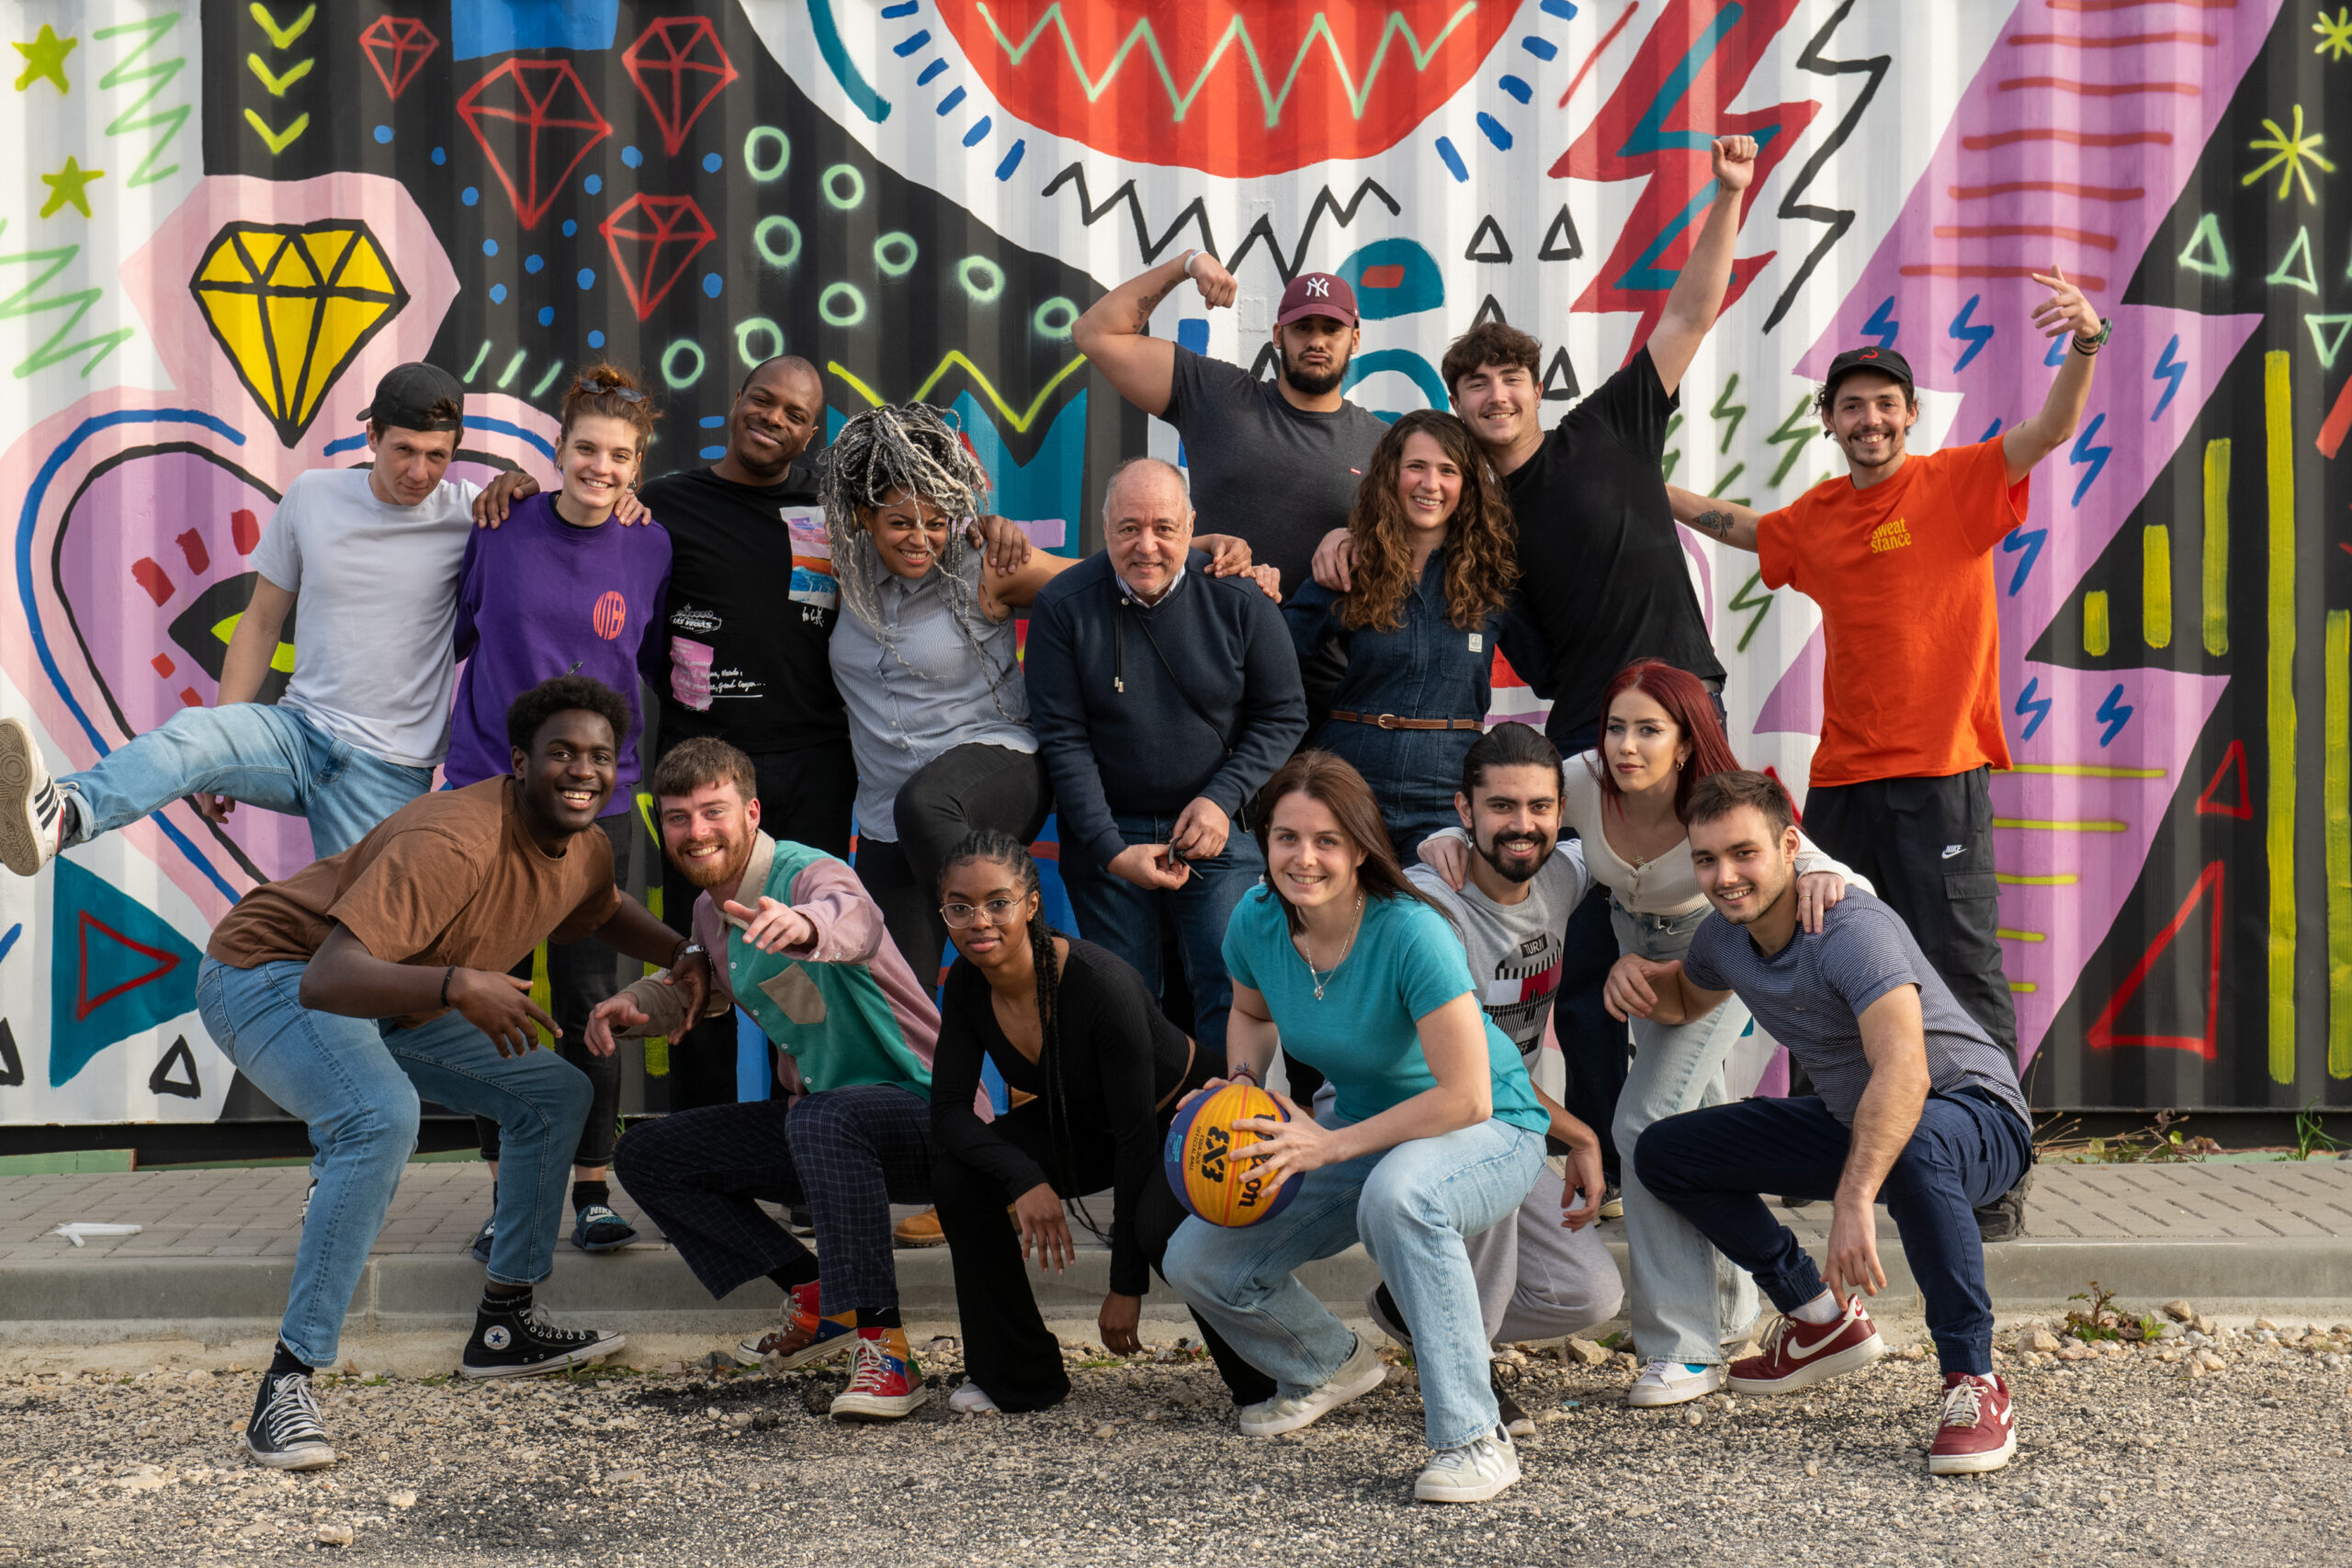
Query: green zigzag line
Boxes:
[
  {"xmin": 974, "ymin": 2, "xmax": 1481, "ymax": 128},
  {"xmin": 95, "ymin": 14, "xmax": 189, "ymax": 190},
  {"xmin": 0, "ymin": 225, "xmax": 134, "ymax": 378}
]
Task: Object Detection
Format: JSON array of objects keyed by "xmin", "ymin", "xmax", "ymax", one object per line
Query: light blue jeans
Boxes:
[
  {"xmin": 196, "ymin": 957, "xmax": 593, "ymax": 1368},
  {"xmin": 1609, "ymin": 900, "xmax": 1762, "ymax": 1367},
  {"xmin": 62, "ymin": 702, "xmax": 433, "ymax": 860},
  {"xmin": 1164, "ymin": 1113, "xmax": 1544, "ymax": 1452}
]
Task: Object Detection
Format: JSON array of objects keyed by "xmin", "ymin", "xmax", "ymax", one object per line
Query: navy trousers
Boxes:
[{"xmin": 1636, "ymin": 1090, "xmax": 2031, "ymax": 1376}]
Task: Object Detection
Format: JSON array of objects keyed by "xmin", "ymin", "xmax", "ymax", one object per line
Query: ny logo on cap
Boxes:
[{"xmin": 1306, "ymin": 277, "xmax": 1329, "ymax": 298}]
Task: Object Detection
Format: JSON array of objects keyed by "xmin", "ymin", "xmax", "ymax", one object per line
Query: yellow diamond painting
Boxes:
[{"xmin": 189, "ymin": 220, "xmax": 409, "ymax": 446}]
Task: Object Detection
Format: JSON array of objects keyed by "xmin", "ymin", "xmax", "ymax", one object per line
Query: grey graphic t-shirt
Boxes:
[{"xmin": 1406, "ymin": 842, "xmax": 1591, "ymax": 1053}]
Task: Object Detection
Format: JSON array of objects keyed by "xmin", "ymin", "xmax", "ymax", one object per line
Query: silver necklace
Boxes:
[{"xmin": 1302, "ymin": 893, "xmax": 1365, "ymax": 1001}]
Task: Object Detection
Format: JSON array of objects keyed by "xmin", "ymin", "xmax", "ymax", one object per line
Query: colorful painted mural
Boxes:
[{"xmin": 0, "ymin": 0, "xmax": 2344, "ymax": 1122}]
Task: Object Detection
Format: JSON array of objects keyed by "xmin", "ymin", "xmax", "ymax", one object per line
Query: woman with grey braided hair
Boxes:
[{"xmin": 822, "ymin": 402, "xmax": 1080, "ymax": 989}]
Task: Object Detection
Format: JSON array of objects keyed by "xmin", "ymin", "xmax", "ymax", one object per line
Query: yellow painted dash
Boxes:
[
  {"xmin": 2265, "ymin": 350, "xmax": 2297, "ymax": 1084},
  {"xmin": 2202, "ymin": 438, "xmax": 2230, "ymax": 657},
  {"xmin": 1997, "ymin": 873, "xmax": 2080, "ymax": 886},
  {"xmin": 2143, "ymin": 523, "xmax": 2172, "ymax": 649},
  {"xmin": 1996, "ymin": 928, "xmax": 2047, "ymax": 942},
  {"xmin": 2084, "ymin": 590, "xmax": 2110, "ymax": 657},
  {"xmin": 2326, "ymin": 608, "xmax": 2350, "ymax": 1078},
  {"xmin": 2002, "ymin": 763, "xmax": 2165, "ymax": 779},
  {"xmin": 1994, "ymin": 818, "xmax": 2127, "ymax": 833}
]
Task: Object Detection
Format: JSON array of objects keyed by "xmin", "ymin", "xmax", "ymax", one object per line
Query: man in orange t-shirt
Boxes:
[{"xmin": 1667, "ymin": 271, "xmax": 2104, "ymax": 1227}]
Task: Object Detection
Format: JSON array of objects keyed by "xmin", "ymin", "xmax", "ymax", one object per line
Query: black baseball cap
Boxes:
[
  {"xmin": 359, "ymin": 362, "xmax": 466, "ymax": 433},
  {"xmin": 1821, "ymin": 344, "xmax": 1915, "ymax": 402}
]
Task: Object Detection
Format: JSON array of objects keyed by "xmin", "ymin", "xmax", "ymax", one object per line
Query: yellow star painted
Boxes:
[
  {"xmin": 2318, "ymin": 7, "xmax": 2352, "ymax": 61},
  {"xmin": 2245, "ymin": 104, "xmax": 2336, "ymax": 204},
  {"xmin": 38, "ymin": 155, "xmax": 104, "ymax": 219},
  {"xmin": 11, "ymin": 23, "xmax": 76, "ymax": 93}
]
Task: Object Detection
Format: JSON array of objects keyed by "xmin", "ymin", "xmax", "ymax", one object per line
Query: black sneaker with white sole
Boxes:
[
  {"xmin": 1974, "ymin": 1161, "xmax": 2036, "ymax": 1243},
  {"xmin": 468, "ymin": 1214, "xmax": 495, "ymax": 1264},
  {"xmin": 459, "ymin": 1303, "xmax": 626, "ymax": 1380},
  {"xmin": 243, "ymin": 1369, "xmax": 336, "ymax": 1470},
  {"xmin": 1491, "ymin": 1366, "xmax": 1535, "ymax": 1439}
]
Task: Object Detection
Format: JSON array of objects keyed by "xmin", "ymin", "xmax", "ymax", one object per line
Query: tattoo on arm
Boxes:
[
  {"xmin": 1128, "ymin": 282, "xmax": 1176, "ymax": 332},
  {"xmin": 1692, "ymin": 509, "xmax": 1736, "ymax": 540}
]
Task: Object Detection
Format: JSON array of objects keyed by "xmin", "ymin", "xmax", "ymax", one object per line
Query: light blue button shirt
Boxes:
[{"xmin": 828, "ymin": 548, "xmax": 1035, "ymax": 842}]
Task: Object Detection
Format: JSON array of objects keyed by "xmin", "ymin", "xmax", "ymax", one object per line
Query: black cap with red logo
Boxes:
[{"xmin": 1822, "ymin": 344, "xmax": 1915, "ymax": 402}]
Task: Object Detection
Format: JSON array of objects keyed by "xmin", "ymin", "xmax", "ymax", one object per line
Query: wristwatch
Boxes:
[
  {"xmin": 674, "ymin": 940, "xmax": 707, "ymax": 969},
  {"xmin": 2073, "ymin": 316, "xmax": 2111, "ymax": 355}
]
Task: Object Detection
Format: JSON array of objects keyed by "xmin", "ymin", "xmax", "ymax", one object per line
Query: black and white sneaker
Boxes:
[
  {"xmin": 459, "ymin": 1303, "xmax": 627, "ymax": 1380},
  {"xmin": 298, "ymin": 1177, "xmax": 319, "ymax": 1226},
  {"xmin": 0, "ymin": 717, "xmax": 67, "ymax": 877},
  {"xmin": 571, "ymin": 1203, "xmax": 637, "ymax": 1252},
  {"xmin": 468, "ymin": 1213, "xmax": 495, "ymax": 1264},
  {"xmin": 243, "ymin": 1369, "xmax": 336, "ymax": 1470}
]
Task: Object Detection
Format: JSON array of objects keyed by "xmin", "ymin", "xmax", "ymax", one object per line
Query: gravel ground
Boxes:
[{"xmin": 3, "ymin": 1310, "xmax": 2347, "ymax": 1567}]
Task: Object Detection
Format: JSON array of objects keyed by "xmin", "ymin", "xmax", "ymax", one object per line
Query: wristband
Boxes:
[
  {"xmin": 1228, "ymin": 1063, "xmax": 1260, "ymax": 1086},
  {"xmin": 2072, "ymin": 316, "xmax": 2110, "ymax": 356},
  {"xmin": 1182, "ymin": 248, "xmax": 1202, "ymax": 279},
  {"xmin": 439, "ymin": 965, "xmax": 455, "ymax": 1007}
]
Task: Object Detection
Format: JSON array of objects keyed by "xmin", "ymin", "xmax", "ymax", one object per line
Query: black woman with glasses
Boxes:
[
  {"xmin": 444, "ymin": 365, "xmax": 673, "ymax": 1259},
  {"xmin": 927, "ymin": 829, "xmax": 1260, "ymax": 1414}
]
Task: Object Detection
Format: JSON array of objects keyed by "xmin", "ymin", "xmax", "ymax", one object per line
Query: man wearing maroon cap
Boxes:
[{"xmin": 1074, "ymin": 258, "xmax": 1389, "ymax": 602}]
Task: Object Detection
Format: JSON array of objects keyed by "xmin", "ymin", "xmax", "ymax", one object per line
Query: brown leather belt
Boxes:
[{"xmin": 1328, "ymin": 709, "xmax": 1485, "ymax": 731}]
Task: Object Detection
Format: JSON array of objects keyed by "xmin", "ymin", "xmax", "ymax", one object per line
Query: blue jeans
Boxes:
[
  {"xmin": 196, "ymin": 957, "xmax": 594, "ymax": 1367},
  {"xmin": 1058, "ymin": 813, "xmax": 1262, "ymax": 1055},
  {"xmin": 1164, "ymin": 1114, "xmax": 1544, "ymax": 1451},
  {"xmin": 62, "ymin": 703, "xmax": 433, "ymax": 860},
  {"xmin": 1635, "ymin": 1090, "xmax": 2033, "ymax": 1377}
]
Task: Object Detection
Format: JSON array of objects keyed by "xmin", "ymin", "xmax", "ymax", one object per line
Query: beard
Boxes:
[
  {"xmin": 1476, "ymin": 829, "xmax": 1553, "ymax": 886},
  {"xmin": 1280, "ymin": 341, "xmax": 1349, "ymax": 398},
  {"xmin": 673, "ymin": 834, "xmax": 753, "ymax": 891}
]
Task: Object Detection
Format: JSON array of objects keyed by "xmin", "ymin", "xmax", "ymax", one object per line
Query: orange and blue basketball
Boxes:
[{"xmin": 1164, "ymin": 1081, "xmax": 1301, "ymax": 1227}]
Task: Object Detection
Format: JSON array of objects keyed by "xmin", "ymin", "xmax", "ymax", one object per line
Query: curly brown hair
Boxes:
[{"xmin": 1338, "ymin": 410, "xmax": 1518, "ymax": 634}]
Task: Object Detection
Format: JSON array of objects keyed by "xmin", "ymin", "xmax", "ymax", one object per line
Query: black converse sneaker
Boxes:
[
  {"xmin": 460, "ymin": 1300, "xmax": 627, "ymax": 1380},
  {"xmin": 0, "ymin": 717, "xmax": 67, "ymax": 877},
  {"xmin": 243, "ymin": 1369, "xmax": 336, "ymax": 1471}
]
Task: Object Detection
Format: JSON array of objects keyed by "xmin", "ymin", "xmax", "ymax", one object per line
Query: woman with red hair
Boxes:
[{"xmin": 1421, "ymin": 659, "xmax": 1863, "ymax": 1411}]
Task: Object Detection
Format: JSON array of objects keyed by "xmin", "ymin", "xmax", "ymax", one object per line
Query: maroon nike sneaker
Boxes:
[
  {"xmin": 1726, "ymin": 1297, "xmax": 1885, "ymax": 1394},
  {"xmin": 1928, "ymin": 1373, "xmax": 2017, "ymax": 1474}
]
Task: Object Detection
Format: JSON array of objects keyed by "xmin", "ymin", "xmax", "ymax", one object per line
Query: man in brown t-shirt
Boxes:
[{"xmin": 195, "ymin": 676, "xmax": 710, "ymax": 1470}]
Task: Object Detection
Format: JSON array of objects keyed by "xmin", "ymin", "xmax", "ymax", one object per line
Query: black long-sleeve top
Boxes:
[{"xmin": 932, "ymin": 939, "xmax": 1200, "ymax": 1297}]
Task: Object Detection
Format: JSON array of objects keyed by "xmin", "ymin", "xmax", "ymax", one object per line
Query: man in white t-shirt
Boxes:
[
  {"xmin": 0, "ymin": 365, "xmax": 481, "ymax": 875},
  {"xmin": 1339, "ymin": 723, "xmax": 1623, "ymax": 1436}
]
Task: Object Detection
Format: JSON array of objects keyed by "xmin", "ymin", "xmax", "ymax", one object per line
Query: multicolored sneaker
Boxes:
[
  {"xmin": 831, "ymin": 1326, "xmax": 928, "ymax": 1421},
  {"xmin": 730, "ymin": 1280, "xmax": 854, "ymax": 1370},
  {"xmin": 1727, "ymin": 1297, "xmax": 1885, "ymax": 1395},
  {"xmin": 1627, "ymin": 1359, "xmax": 1725, "ymax": 1408},
  {"xmin": 1928, "ymin": 1373, "xmax": 2017, "ymax": 1474},
  {"xmin": 571, "ymin": 1203, "xmax": 638, "ymax": 1252}
]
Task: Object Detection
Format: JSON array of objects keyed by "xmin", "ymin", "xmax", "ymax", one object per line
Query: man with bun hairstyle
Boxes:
[
  {"xmin": 1667, "ymin": 268, "xmax": 2105, "ymax": 1236},
  {"xmin": 195, "ymin": 676, "xmax": 711, "ymax": 1468},
  {"xmin": 1616, "ymin": 770, "xmax": 2032, "ymax": 1476}
]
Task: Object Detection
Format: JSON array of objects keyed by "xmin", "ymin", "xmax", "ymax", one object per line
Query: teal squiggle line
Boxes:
[{"xmin": 807, "ymin": 0, "xmax": 893, "ymax": 124}]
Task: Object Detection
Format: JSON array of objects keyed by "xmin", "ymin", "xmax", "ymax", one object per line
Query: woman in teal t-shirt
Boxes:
[{"xmin": 1162, "ymin": 750, "xmax": 1550, "ymax": 1506}]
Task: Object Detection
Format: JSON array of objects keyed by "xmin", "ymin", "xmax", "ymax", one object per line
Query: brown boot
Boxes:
[{"xmin": 893, "ymin": 1207, "xmax": 945, "ymax": 1247}]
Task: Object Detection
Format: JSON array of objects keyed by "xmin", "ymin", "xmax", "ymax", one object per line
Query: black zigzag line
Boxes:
[
  {"xmin": 1224, "ymin": 180, "xmax": 1402, "ymax": 285},
  {"xmin": 1762, "ymin": 0, "xmax": 1890, "ymax": 335},
  {"xmin": 1041, "ymin": 164, "xmax": 1217, "ymax": 261}
]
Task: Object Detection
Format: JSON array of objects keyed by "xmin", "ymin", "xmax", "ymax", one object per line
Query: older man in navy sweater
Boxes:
[{"xmin": 1025, "ymin": 457, "xmax": 1307, "ymax": 1054}]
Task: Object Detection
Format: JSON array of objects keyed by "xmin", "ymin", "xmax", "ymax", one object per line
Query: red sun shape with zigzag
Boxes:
[{"xmin": 932, "ymin": 0, "xmax": 1514, "ymax": 179}]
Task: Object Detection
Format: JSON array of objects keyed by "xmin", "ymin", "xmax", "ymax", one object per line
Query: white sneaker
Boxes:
[
  {"xmin": 1627, "ymin": 1359, "xmax": 1725, "ymax": 1408},
  {"xmin": 0, "ymin": 718, "xmax": 66, "ymax": 877},
  {"xmin": 1414, "ymin": 1426, "xmax": 1521, "ymax": 1504},
  {"xmin": 1237, "ymin": 1335, "xmax": 1385, "ymax": 1438},
  {"xmin": 947, "ymin": 1382, "xmax": 1000, "ymax": 1414}
]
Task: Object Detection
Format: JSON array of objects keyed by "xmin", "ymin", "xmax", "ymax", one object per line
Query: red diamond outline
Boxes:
[
  {"xmin": 457, "ymin": 60, "xmax": 613, "ymax": 231},
  {"xmin": 358, "ymin": 15, "xmax": 440, "ymax": 103},
  {"xmin": 622, "ymin": 17, "xmax": 741, "ymax": 157},
  {"xmin": 599, "ymin": 194, "xmax": 718, "ymax": 321}
]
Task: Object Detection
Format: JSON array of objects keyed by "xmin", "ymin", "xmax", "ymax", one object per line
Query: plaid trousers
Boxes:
[{"xmin": 613, "ymin": 1082, "xmax": 935, "ymax": 1315}]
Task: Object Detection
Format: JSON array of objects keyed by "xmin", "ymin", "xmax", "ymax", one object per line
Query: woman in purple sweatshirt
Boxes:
[{"xmin": 445, "ymin": 365, "xmax": 673, "ymax": 1257}]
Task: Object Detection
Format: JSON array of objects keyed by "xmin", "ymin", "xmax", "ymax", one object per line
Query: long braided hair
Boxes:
[
  {"xmin": 936, "ymin": 829, "xmax": 1083, "ymax": 1210},
  {"xmin": 819, "ymin": 402, "xmax": 1020, "ymax": 717}
]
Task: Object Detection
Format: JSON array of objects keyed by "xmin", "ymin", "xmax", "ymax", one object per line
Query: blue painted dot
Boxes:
[
  {"xmin": 481, "ymin": 238, "xmax": 499, "ymax": 257},
  {"xmin": 621, "ymin": 145, "xmax": 642, "ymax": 168},
  {"xmin": 525, "ymin": 254, "xmax": 545, "ymax": 275},
  {"xmin": 699, "ymin": 446, "xmax": 727, "ymax": 460},
  {"xmin": 588, "ymin": 330, "xmax": 605, "ymax": 349},
  {"xmin": 562, "ymin": 219, "xmax": 578, "ymax": 237},
  {"xmin": 490, "ymin": 284, "xmax": 507, "ymax": 303},
  {"xmin": 577, "ymin": 267, "xmax": 596, "ymax": 289},
  {"xmin": 702, "ymin": 272, "xmax": 723, "ymax": 299},
  {"xmin": 432, "ymin": 145, "xmax": 447, "ymax": 165},
  {"xmin": 702, "ymin": 152, "xmax": 722, "ymax": 173},
  {"xmin": 373, "ymin": 124, "xmax": 394, "ymax": 144},
  {"xmin": 584, "ymin": 174, "xmax": 602, "ymax": 196},
  {"xmin": 537, "ymin": 306, "xmax": 555, "ymax": 326},
  {"xmin": 699, "ymin": 415, "xmax": 727, "ymax": 428},
  {"xmin": 461, "ymin": 186, "xmax": 480, "ymax": 206}
]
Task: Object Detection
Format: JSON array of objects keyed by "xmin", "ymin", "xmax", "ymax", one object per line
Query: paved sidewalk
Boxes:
[{"xmin": 1, "ymin": 1158, "xmax": 2348, "ymax": 1345}]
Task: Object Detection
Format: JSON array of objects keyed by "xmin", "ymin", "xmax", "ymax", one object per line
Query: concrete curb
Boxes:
[{"xmin": 7, "ymin": 1233, "xmax": 2351, "ymax": 1347}]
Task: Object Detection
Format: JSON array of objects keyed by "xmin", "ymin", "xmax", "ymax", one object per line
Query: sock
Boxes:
[
  {"xmin": 57, "ymin": 793, "xmax": 82, "ymax": 844},
  {"xmin": 267, "ymin": 1340, "xmax": 308, "ymax": 1380},
  {"xmin": 858, "ymin": 1305, "xmax": 902, "ymax": 1331},
  {"xmin": 481, "ymin": 1285, "xmax": 531, "ymax": 1318},
  {"xmin": 1791, "ymin": 1292, "xmax": 1841, "ymax": 1325},
  {"xmin": 572, "ymin": 1180, "xmax": 609, "ymax": 1212},
  {"xmin": 767, "ymin": 1258, "xmax": 820, "ymax": 1296}
]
